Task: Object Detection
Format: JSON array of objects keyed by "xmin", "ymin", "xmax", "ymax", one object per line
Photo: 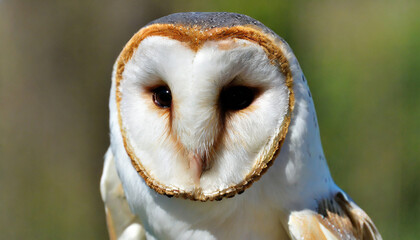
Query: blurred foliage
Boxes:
[{"xmin": 0, "ymin": 0, "xmax": 418, "ymax": 239}]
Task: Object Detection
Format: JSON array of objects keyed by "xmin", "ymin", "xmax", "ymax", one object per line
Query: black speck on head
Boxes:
[
  {"xmin": 302, "ymin": 74, "xmax": 306, "ymax": 82},
  {"xmin": 308, "ymin": 90, "xmax": 312, "ymax": 98}
]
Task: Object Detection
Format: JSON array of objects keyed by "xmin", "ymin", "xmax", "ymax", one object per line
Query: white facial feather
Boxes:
[{"xmin": 118, "ymin": 36, "xmax": 290, "ymax": 195}]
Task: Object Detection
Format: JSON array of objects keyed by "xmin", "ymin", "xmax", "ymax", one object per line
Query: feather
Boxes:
[
  {"xmin": 288, "ymin": 192, "xmax": 382, "ymax": 240},
  {"xmin": 100, "ymin": 148, "xmax": 146, "ymax": 240}
]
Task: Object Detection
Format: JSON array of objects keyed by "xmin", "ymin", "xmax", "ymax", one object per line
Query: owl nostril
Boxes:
[{"xmin": 152, "ymin": 86, "xmax": 172, "ymax": 108}]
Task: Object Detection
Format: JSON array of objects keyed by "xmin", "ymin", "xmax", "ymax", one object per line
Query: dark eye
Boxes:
[
  {"xmin": 152, "ymin": 86, "xmax": 172, "ymax": 108},
  {"xmin": 220, "ymin": 86, "xmax": 255, "ymax": 111}
]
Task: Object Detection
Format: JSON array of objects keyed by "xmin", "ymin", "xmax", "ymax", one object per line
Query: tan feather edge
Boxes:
[
  {"xmin": 105, "ymin": 206, "xmax": 117, "ymax": 240},
  {"xmin": 289, "ymin": 192, "xmax": 382, "ymax": 240},
  {"xmin": 115, "ymin": 24, "xmax": 295, "ymax": 201}
]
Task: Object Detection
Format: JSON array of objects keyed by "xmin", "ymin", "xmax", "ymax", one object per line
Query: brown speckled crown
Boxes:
[{"xmin": 115, "ymin": 12, "xmax": 295, "ymax": 201}]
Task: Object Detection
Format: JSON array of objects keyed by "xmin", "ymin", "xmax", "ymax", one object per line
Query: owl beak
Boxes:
[{"xmin": 188, "ymin": 152, "xmax": 209, "ymax": 185}]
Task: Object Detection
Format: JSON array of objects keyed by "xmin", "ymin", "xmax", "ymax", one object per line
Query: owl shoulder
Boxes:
[
  {"xmin": 288, "ymin": 192, "xmax": 382, "ymax": 240},
  {"xmin": 100, "ymin": 148, "xmax": 146, "ymax": 240}
]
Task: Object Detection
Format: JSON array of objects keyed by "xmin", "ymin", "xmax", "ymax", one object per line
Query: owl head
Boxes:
[{"xmin": 109, "ymin": 12, "xmax": 321, "ymax": 202}]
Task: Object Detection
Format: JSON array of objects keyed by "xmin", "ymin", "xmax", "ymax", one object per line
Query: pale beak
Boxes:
[{"xmin": 188, "ymin": 152, "xmax": 208, "ymax": 185}]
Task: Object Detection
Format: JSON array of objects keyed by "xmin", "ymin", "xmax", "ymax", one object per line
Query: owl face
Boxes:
[{"xmin": 115, "ymin": 22, "xmax": 294, "ymax": 201}]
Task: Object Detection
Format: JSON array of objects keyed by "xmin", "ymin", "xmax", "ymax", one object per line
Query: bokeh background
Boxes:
[{"xmin": 0, "ymin": 0, "xmax": 418, "ymax": 239}]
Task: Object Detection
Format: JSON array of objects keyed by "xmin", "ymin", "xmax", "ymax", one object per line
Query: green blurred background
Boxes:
[{"xmin": 0, "ymin": 0, "xmax": 418, "ymax": 239}]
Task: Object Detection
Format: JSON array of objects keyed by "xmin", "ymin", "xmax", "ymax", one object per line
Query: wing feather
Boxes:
[
  {"xmin": 100, "ymin": 148, "xmax": 146, "ymax": 240},
  {"xmin": 288, "ymin": 192, "xmax": 382, "ymax": 240}
]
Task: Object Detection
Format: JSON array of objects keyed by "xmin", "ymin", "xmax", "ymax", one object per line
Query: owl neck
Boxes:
[{"xmin": 261, "ymin": 72, "xmax": 337, "ymax": 214}]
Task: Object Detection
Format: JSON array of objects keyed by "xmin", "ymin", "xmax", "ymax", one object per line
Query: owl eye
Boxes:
[
  {"xmin": 220, "ymin": 86, "xmax": 255, "ymax": 111},
  {"xmin": 152, "ymin": 86, "xmax": 172, "ymax": 108}
]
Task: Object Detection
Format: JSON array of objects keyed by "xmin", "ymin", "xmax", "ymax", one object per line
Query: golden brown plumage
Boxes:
[{"xmin": 288, "ymin": 192, "xmax": 381, "ymax": 240}]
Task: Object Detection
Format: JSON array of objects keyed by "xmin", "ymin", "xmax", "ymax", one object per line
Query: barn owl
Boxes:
[{"xmin": 100, "ymin": 12, "xmax": 382, "ymax": 240}]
